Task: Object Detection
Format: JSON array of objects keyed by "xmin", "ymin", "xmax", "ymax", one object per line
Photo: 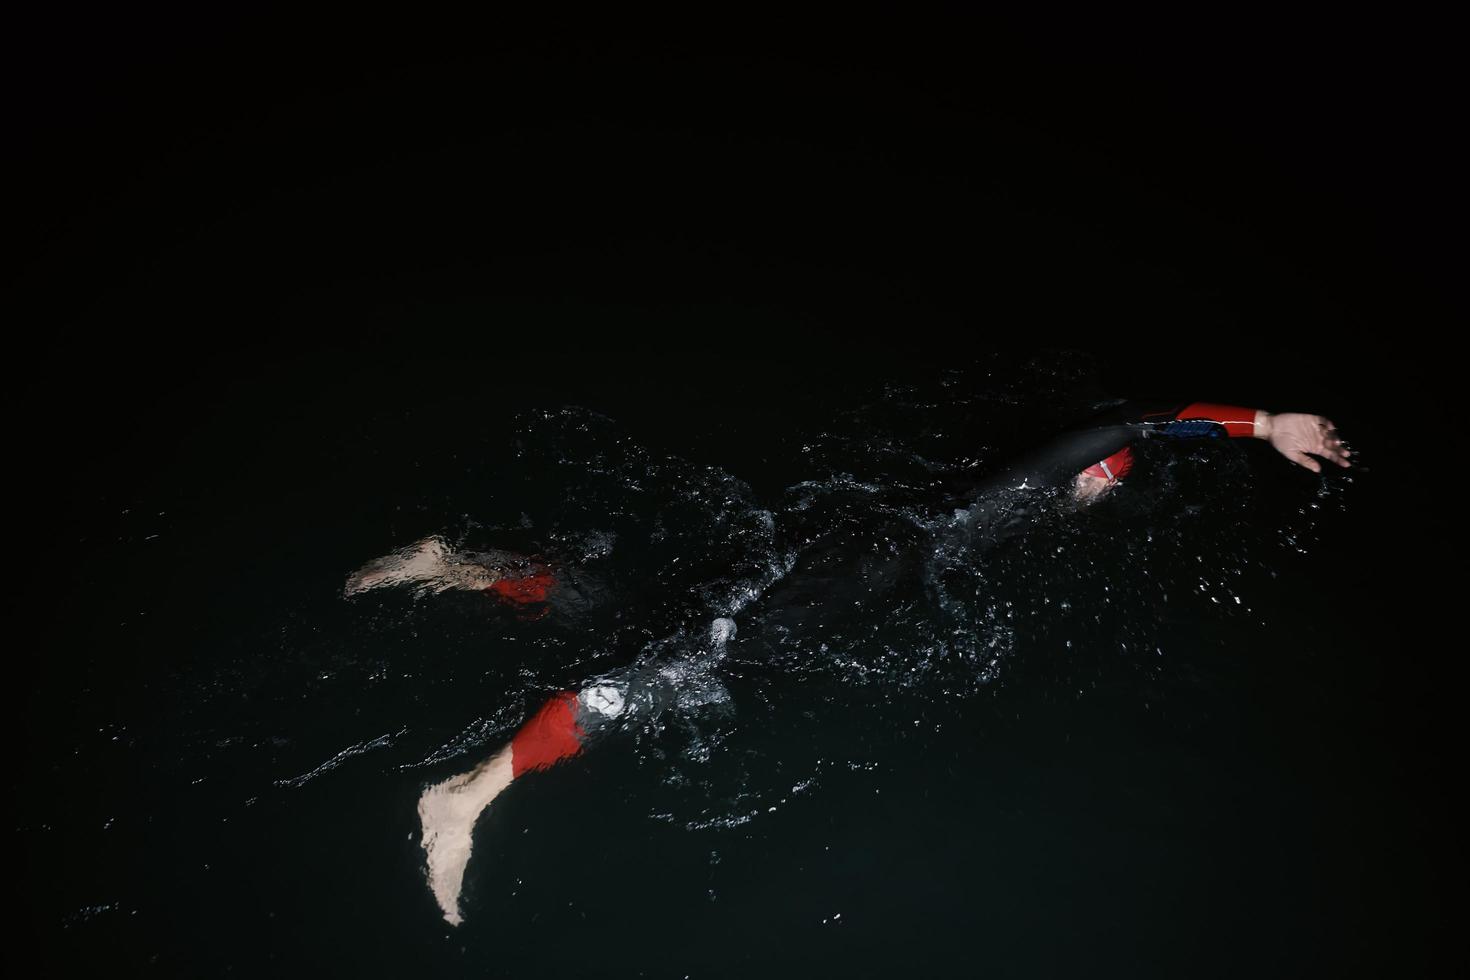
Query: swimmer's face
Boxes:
[{"xmin": 1071, "ymin": 471, "xmax": 1114, "ymax": 505}]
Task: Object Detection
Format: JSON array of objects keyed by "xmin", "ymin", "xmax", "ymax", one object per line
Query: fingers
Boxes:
[
  {"xmin": 1290, "ymin": 451, "xmax": 1322, "ymax": 473},
  {"xmin": 1315, "ymin": 417, "xmax": 1353, "ymax": 468},
  {"xmin": 1301, "ymin": 416, "xmax": 1352, "ymax": 469},
  {"xmin": 1271, "ymin": 414, "xmax": 1353, "ymax": 473}
]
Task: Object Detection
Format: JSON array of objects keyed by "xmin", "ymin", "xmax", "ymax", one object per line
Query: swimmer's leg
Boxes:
[
  {"xmin": 416, "ymin": 618, "xmax": 729, "ymax": 924},
  {"xmin": 416, "ymin": 691, "xmax": 594, "ymax": 925}
]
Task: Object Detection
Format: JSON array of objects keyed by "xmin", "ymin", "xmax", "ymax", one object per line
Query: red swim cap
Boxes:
[{"xmin": 1082, "ymin": 445, "xmax": 1134, "ymax": 484}]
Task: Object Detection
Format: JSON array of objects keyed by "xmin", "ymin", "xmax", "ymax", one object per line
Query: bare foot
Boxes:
[
  {"xmin": 343, "ymin": 536, "xmax": 453, "ymax": 596},
  {"xmin": 416, "ymin": 748, "xmax": 515, "ymax": 925}
]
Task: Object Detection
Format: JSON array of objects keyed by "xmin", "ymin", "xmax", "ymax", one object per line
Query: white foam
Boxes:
[{"xmin": 579, "ymin": 684, "xmax": 626, "ymax": 719}]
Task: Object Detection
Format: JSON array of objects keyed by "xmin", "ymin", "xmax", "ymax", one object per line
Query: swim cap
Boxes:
[{"xmin": 1082, "ymin": 445, "xmax": 1134, "ymax": 484}]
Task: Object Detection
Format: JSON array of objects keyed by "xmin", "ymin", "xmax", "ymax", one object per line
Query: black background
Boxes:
[
  {"xmin": 10, "ymin": 6, "xmax": 1457, "ymax": 975},
  {"xmin": 12, "ymin": 8, "xmax": 1455, "ymax": 523}
]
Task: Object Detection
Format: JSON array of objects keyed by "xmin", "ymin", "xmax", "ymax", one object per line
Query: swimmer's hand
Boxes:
[{"xmin": 1257, "ymin": 412, "xmax": 1352, "ymax": 473}]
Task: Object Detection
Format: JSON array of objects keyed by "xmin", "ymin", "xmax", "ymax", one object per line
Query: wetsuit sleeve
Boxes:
[{"xmin": 1119, "ymin": 401, "xmax": 1263, "ymax": 440}]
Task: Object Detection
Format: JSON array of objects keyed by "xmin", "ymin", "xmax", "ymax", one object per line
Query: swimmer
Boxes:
[{"xmin": 345, "ymin": 400, "xmax": 1350, "ymax": 925}]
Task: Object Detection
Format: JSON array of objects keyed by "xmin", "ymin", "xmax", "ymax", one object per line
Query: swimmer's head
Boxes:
[
  {"xmin": 1074, "ymin": 445, "xmax": 1134, "ymax": 504},
  {"xmin": 1072, "ymin": 471, "xmax": 1111, "ymax": 504}
]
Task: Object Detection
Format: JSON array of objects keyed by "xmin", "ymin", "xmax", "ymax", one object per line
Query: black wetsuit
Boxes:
[
  {"xmin": 735, "ymin": 399, "xmax": 1264, "ymax": 662},
  {"xmin": 508, "ymin": 399, "xmax": 1272, "ymax": 764}
]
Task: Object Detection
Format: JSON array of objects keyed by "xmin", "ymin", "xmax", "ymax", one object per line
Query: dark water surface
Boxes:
[{"xmin": 19, "ymin": 346, "xmax": 1445, "ymax": 977}]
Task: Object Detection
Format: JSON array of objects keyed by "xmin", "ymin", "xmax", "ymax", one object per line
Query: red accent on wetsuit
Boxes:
[
  {"xmin": 510, "ymin": 691, "xmax": 585, "ymax": 778},
  {"xmin": 1082, "ymin": 445, "xmax": 1135, "ymax": 483},
  {"xmin": 1176, "ymin": 402, "xmax": 1259, "ymax": 438},
  {"xmin": 485, "ymin": 567, "xmax": 556, "ymax": 605}
]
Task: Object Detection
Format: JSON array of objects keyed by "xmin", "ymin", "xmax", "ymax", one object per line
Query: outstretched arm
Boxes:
[
  {"xmin": 1135, "ymin": 402, "xmax": 1351, "ymax": 471},
  {"xmin": 1068, "ymin": 402, "xmax": 1350, "ymax": 501}
]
